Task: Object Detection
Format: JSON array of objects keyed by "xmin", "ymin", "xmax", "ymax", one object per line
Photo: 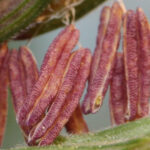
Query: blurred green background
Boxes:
[{"xmin": 3, "ymin": 0, "xmax": 150, "ymax": 148}]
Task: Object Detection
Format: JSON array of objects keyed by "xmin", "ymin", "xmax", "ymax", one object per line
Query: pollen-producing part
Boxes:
[
  {"xmin": 90, "ymin": 6, "xmax": 111, "ymax": 83},
  {"xmin": 9, "ymin": 50, "xmax": 26, "ymax": 114},
  {"xmin": 82, "ymin": 6, "xmax": 111, "ymax": 114},
  {"xmin": 109, "ymin": 52, "xmax": 127, "ymax": 125},
  {"xmin": 83, "ymin": 2, "xmax": 123, "ymax": 114},
  {"xmin": 9, "ymin": 47, "xmax": 39, "ymax": 136},
  {"xmin": 136, "ymin": 8, "xmax": 150, "ymax": 117},
  {"xmin": 25, "ymin": 25, "xmax": 80, "ymax": 130},
  {"xmin": 18, "ymin": 46, "xmax": 39, "ymax": 96},
  {"xmin": 17, "ymin": 24, "xmax": 79, "ymax": 130},
  {"xmin": 123, "ymin": 10, "xmax": 139, "ymax": 121},
  {"xmin": 28, "ymin": 48, "xmax": 91, "ymax": 146}
]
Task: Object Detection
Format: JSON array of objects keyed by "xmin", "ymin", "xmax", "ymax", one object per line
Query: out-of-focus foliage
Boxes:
[{"xmin": 0, "ymin": 0, "xmax": 106, "ymax": 42}]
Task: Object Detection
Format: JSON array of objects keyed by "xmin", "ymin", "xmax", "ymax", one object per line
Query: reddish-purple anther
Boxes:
[
  {"xmin": 9, "ymin": 47, "xmax": 38, "ymax": 136},
  {"xmin": 9, "ymin": 49, "xmax": 26, "ymax": 114},
  {"xmin": 0, "ymin": 44, "xmax": 9, "ymax": 146},
  {"xmin": 109, "ymin": 52, "xmax": 127, "ymax": 125},
  {"xmin": 82, "ymin": 6, "xmax": 111, "ymax": 114},
  {"xmin": 123, "ymin": 10, "xmax": 139, "ymax": 121},
  {"xmin": 136, "ymin": 8, "xmax": 150, "ymax": 117},
  {"xmin": 82, "ymin": 2, "xmax": 123, "ymax": 114},
  {"xmin": 18, "ymin": 46, "xmax": 39, "ymax": 96},
  {"xmin": 25, "ymin": 25, "xmax": 79, "ymax": 130},
  {"xmin": 28, "ymin": 49, "xmax": 91, "ymax": 146},
  {"xmin": 17, "ymin": 24, "xmax": 79, "ymax": 130},
  {"xmin": 90, "ymin": 6, "xmax": 111, "ymax": 83}
]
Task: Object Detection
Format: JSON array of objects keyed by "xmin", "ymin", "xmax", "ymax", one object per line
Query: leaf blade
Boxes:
[
  {"xmin": 13, "ymin": 0, "xmax": 107, "ymax": 40},
  {"xmin": 0, "ymin": 0, "xmax": 52, "ymax": 43},
  {"xmin": 8, "ymin": 117, "xmax": 150, "ymax": 150}
]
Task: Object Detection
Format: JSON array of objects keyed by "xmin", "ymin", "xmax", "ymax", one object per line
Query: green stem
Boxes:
[{"xmin": 8, "ymin": 117, "xmax": 150, "ymax": 150}]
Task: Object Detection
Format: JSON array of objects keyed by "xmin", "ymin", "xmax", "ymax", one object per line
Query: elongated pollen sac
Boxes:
[
  {"xmin": 28, "ymin": 49, "xmax": 85, "ymax": 144},
  {"xmin": 9, "ymin": 47, "xmax": 38, "ymax": 136},
  {"xmin": 25, "ymin": 25, "xmax": 80, "ymax": 130},
  {"xmin": 28, "ymin": 48, "xmax": 91, "ymax": 146},
  {"xmin": 82, "ymin": 6, "xmax": 111, "ymax": 114},
  {"xmin": 17, "ymin": 24, "xmax": 79, "ymax": 130},
  {"xmin": 9, "ymin": 50, "xmax": 26, "ymax": 114},
  {"xmin": 136, "ymin": 8, "xmax": 150, "ymax": 117},
  {"xmin": 123, "ymin": 10, "xmax": 139, "ymax": 121},
  {"xmin": 0, "ymin": 43, "xmax": 9, "ymax": 146},
  {"xmin": 89, "ymin": 6, "xmax": 111, "ymax": 83},
  {"xmin": 82, "ymin": 2, "xmax": 123, "ymax": 114},
  {"xmin": 18, "ymin": 46, "xmax": 39, "ymax": 96},
  {"xmin": 109, "ymin": 52, "xmax": 127, "ymax": 125}
]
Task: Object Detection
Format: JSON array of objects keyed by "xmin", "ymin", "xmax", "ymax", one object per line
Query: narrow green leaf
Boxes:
[
  {"xmin": 14, "ymin": 0, "xmax": 107, "ymax": 40},
  {"xmin": 0, "ymin": 0, "xmax": 51, "ymax": 43},
  {"xmin": 0, "ymin": 0, "xmax": 107, "ymax": 42},
  {"xmin": 0, "ymin": 0, "xmax": 30, "ymax": 24},
  {"xmin": 8, "ymin": 117, "xmax": 150, "ymax": 150}
]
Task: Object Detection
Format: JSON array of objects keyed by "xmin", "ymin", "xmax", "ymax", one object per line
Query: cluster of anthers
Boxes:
[{"xmin": 0, "ymin": 1, "xmax": 150, "ymax": 147}]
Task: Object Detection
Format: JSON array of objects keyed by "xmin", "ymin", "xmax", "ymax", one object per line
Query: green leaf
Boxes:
[
  {"xmin": 15, "ymin": 0, "xmax": 107, "ymax": 40},
  {"xmin": 8, "ymin": 117, "xmax": 150, "ymax": 150},
  {"xmin": 0, "ymin": 0, "xmax": 107, "ymax": 42},
  {"xmin": 0, "ymin": 0, "xmax": 52, "ymax": 43}
]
